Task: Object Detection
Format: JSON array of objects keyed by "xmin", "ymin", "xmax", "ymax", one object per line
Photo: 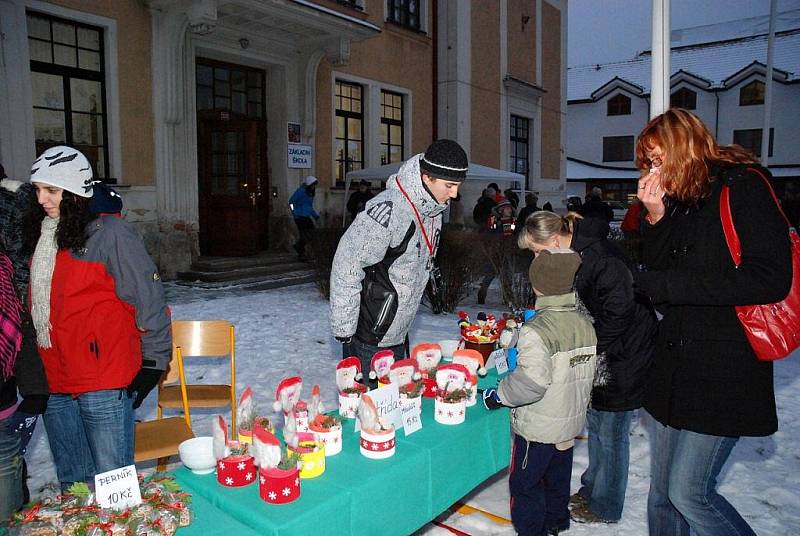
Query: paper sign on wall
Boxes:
[
  {"xmin": 95, "ymin": 464, "xmax": 142, "ymax": 509},
  {"xmin": 288, "ymin": 143, "xmax": 312, "ymax": 168},
  {"xmin": 401, "ymin": 403, "xmax": 422, "ymax": 436}
]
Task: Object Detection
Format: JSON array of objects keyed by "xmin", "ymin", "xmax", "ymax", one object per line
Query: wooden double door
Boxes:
[{"xmin": 197, "ymin": 115, "xmax": 268, "ymax": 256}]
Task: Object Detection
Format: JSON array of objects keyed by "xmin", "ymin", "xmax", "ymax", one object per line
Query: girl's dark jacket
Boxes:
[
  {"xmin": 571, "ymin": 217, "xmax": 657, "ymax": 412},
  {"xmin": 635, "ymin": 164, "xmax": 791, "ymax": 437}
]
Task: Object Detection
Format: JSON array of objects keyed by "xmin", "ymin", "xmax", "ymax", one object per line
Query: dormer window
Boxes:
[
  {"xmin": 739, "ymin": 80, "xmax": 765, "ymax": 106},
  {"xmin": 607, "ymin": 94, "xmax": 631, "ymax": 116},
  {"xmin": 670, "ymin": 87, "xmax": 697, "ymax": 110}
]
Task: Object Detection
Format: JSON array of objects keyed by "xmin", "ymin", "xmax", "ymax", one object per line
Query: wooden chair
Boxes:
[
  {"xmin": 158, "ymin": 320, "xmax": 237, "ymax": 433},
  {"xmin": 134, "ymin": 353, "xmax": 194, "ymax": 467}
]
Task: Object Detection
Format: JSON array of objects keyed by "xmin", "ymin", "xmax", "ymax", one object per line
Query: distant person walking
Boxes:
[
  {"xmin": 514, "ymin": 192, "xmax": 540, "ymax": 233},
  {"xmin": 346, "ymin": 179, "xmax": 374, "ymax": 222},
  {"xmin": 579, "ymin": 187, "xmax": 614, "ymax": 222},
  {"xmin": 289, "ymin": 176, "xmax": 320, "ymax": 260}
]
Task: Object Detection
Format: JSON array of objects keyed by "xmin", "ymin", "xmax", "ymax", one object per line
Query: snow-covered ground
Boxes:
[{"xmin": 23, "ymin": 281, "xmax": 800, "ymax": 535}]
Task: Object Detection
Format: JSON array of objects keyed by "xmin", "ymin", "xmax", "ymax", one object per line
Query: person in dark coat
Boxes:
[
  {"xmin": 346, "ymin": 179, "xmax": 373, "ymax": 222},
  {"xmin": 634, "ymin": 109, "xmax": 791, "ymax": 536},
  {"xmin": 514, "ymin": 192, "xmax": 540, "ymax": 233},
  {"xmin": 518, "ymin": 211, "xmax": 657, "ymax": 524},
  {"xmin": 472, "ymin": 188, "xmax": 497, "ymax": 229},
  {"xmin": 579, "ymin": 187, "xmax": 614, "ymax": 222},
  {"xmin": 0, "ymin": 165, "xmax": 48, "ymax": 513}
]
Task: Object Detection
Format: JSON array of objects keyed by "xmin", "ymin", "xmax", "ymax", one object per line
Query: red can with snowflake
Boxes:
[
  {"xmin": 259, "ymin": 466, "xmax": 301, "ymax": 504},
  {"xmin": 216, "ymin": 455, "xmax": 256, "ymax": 487}
]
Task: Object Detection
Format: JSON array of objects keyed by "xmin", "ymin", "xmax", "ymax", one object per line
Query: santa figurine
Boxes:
[
  {"xmin": 452, "ymin": 349, "xmax": 487, "ymax": 406},
  {"xmin": 368, "ymin": 350, "xmax": 395, "ymax": 384},
  {"xmin": 273, "ymin": 376, "xmax": 303, "ymax": 426},
  {"xmin": 308, "ymin": 384, "xmax": 325, "ymax": 420},
  {"xmin": 411, "ymin": 343, "xmax": 442, "ymax": 378},
  {"xmin": 435, "ymin": 363, "xmax": 471, "ymax": 393},
  {"xmin": 336, "ymin": 356, "xmax": 364, "ymax": 393},
  {"xmin": 388, "ymin": 358, "xmax": 421, "ymax": 386},
  {"xmin": 212, "ymin": 415, "xmax": 231, "ymax": 460},
  {"xmin": 357, "ymin": 394, "xmax": 391, "ymax": 434},
  {"xmin": 252, "ymin": 423, "xmax": 282, "ymax": 469}
]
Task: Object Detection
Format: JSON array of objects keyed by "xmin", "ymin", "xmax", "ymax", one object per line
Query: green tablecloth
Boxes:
[{"xmin": 176, "ymin": 371, "xmax": 511, "ymax": 536}]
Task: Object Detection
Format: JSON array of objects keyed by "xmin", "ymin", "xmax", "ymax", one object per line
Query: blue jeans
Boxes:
[
  {"xmin": 342, "ymin": 336, "xmax": 408, "ymax": 390},
  {"xmin": 43, "ymin": 390, "xmax": 134, "ymax": 490},
  {"xmin": 646, "ymin": 412, "xmax": 755, "ymax": 536},
  {"xmin": 0, "ymin": 413, "xmax": 23, "ymax": 518},
  {"xmin": 509, "ymin": 434, "xmax": 573, "ymax": 536},
  {"xmin": 578, "ymin": 408, "xmax": 633, "ymax": 521}
]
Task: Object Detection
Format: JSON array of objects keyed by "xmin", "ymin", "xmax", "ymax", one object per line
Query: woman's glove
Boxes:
[
  {"xmin": 126, "ymin": 368, "xmax": 163, "ymax": 409},
  {"xmin": 8, "ymin": 396, "xmax": 48, "ymax": 454}
]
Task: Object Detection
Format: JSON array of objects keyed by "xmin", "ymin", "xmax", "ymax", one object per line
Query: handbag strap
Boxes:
[{"xmin": 720, "ymin": 166, "xmax": 791, "ymax": 268}]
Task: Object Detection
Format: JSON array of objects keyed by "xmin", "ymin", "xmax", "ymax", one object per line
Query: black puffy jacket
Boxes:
[
  {"xmin": 571, "ymin": 217, "xmax": 657, "ymax": 412},
  {"xmin": 635, "ymin": 165, "xmax": 790, "ymax": 437}
]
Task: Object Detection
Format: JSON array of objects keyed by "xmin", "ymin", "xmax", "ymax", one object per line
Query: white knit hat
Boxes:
[
  {"xmin": 30, "ymin": 146, "xmax": 94, "ymax": 197},
  {"xmin": 304, "ymin": 175, "xmax": 318, "ymax": 186}
]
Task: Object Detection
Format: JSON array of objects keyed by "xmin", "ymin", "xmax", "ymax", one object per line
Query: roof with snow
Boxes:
[{"xmin": 569, "ymin": 10, "xmax": 800, "ymax": 102}]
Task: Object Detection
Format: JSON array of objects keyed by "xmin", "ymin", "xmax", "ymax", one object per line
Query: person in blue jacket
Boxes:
[{"xmin": 289, "ymin": 176, "xmax": 320, "ymax": 260}]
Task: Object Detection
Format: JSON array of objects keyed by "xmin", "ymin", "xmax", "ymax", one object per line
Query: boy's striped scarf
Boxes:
[{"xmin": 0, "ymin": 252, "xmax": 22, "ymax": 380}]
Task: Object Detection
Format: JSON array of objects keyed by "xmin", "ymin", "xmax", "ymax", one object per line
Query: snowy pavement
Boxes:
[{"xmin": 23, "ymin": 281, "xmax": 800, "ymax": 535}]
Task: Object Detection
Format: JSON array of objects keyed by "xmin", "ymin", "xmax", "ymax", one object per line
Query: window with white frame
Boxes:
[
  {"xmin": 603, "ymin": 135, "xmax": 634, "ymax": 162},
  {"xmin": 510, "ymin": 115, "xmax": 529, "ymax": 181},
  {"xmin": 27, "ymin": 11, "xmax": 110, "ymax": 179},
  {"xmin": 739, "ymin": 80, "xmax": 765, "ymax": 106},
  {"xmin": 335, "ymin": 80, "xmax": 364, "ymax": 184},
  {"xmin": 607, "ymin": 94, "xmax": 631, "ymax": 116},
  {"xmin": 387, "ymin": 0, "xmax": 423, "ymax": 32},
  {"xmin": 733, "ymin": 128, "xmax": 773, "ymax": 158},
  {"xmin": 670, "ymin": 87, "xmax": 697, "ymax": 110},
  {"xmin": 380, "ymin": 90, "xmax": 404, "ymax": 165}
]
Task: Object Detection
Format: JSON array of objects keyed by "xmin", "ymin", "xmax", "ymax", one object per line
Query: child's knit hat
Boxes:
[{"xmin": 529, "ymin": 249, "xmax": 582, "ymax": 296}]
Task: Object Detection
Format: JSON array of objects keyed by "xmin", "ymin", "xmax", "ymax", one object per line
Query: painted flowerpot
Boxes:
[
  {"xmin": 399, "ymin": 394, "xmax": 423, "ymax": 413},
  {"xmin": 359, "ymin": 427, "xmax": 396, "ymax": 459},
  {"xmin": 463, "ymin": 340, "xmax": 495, "ymax": 361},
  {"xmin": 434, "ymin": 398, "xmax": 467, "ymax": 425},
  {"xmin": 259, "ymin": 467, "xmax": 300, "ymax": 504},
  {"xmin": 216, "ymin": 455, "xmax": 256, "ymax": 487},
  {"xmin": 338, "ymin": 392, "xmax": 362, "ymax": 419},
  {"xmin": 421, "ymin": 377, "xmax": 437, "ymax": 398},
  {"xmin": 288, "ymin": 433, "xmax": 325, "ymax": 478},
  {"xmin": 310, "ymin": 425, "xmax": 342, "ymax": 457}
]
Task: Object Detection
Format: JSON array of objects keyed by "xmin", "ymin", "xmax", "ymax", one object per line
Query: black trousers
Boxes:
[{"xmin": 293, "ymin": 217, "xmax": 315, "ymax": 256}]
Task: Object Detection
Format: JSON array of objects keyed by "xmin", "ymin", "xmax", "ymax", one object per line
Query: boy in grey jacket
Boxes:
[
  {"xmin": 330, "ymin": 140, "xmax": 467, "ymax": 386},
  {"xmin": 484, "ymin": 249, "xmax": 597, "ymax": 535}
]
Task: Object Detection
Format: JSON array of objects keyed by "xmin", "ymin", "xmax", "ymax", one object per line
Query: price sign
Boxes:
[
  {"xmin": 401, "ymin": 404, "xmax": 422, "ymax": 436},
  {"xmin": 493, "ymin": 349, "xmax": 509, "ymax": 375},
  {"xmin": 95, "ymin": 465, "xmax": 142, "ymax": 509}
]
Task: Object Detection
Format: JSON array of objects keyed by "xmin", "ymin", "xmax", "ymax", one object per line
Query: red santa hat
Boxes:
[
  {"xmin": 388, "ymin": 358, "xmax": 421, "ymax": 385},
  {"xmin": 273, "ymin": 376, "xmax": 303, "ymax": 412},
  {"xmin": 452, "ymin": 348, "xmax": 487, "ymax": 376},
  {"xmin": 435, "ymin": 363, "xmax": 470, "ymax": 391},
  {"xmin": 369, "ymin": 349, "xmax": 395, "ymax": 380},
  {"xmin": 337, "ymin": 356, "xmax": 363, "ymax": 380}
]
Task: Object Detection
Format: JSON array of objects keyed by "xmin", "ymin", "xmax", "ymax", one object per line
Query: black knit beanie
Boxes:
[
  {"xmin": 529, "ymin": 249, "xmax": 582, "ymax": 296},
  {"xmin": 419, "ymin": 139, "xmax": 468, "ymax": 181}
]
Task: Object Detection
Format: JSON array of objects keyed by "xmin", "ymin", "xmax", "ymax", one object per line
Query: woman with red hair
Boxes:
[{"xmin": 634, "ymin": 109, "xmax": 791, "ymax": 536}]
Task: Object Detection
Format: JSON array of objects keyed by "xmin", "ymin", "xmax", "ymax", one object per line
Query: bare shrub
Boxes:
[{"xmin": 307, "ymin": 227, "xmax": 344, "ymax": 299}]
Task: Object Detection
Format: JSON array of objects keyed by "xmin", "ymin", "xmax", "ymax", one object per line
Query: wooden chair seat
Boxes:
[
  {"xmin": 159, "ymin": 384, "xmax": 232, "ymax": 408},
  {"xmin": 134, "ymin": 417, "xmax": 194, "ymax": 463}
]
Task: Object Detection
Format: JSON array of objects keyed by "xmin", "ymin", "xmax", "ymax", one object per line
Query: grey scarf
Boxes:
[{"xmin": 30, "ymin": 217, "xmax": 59, "ymax": 348}]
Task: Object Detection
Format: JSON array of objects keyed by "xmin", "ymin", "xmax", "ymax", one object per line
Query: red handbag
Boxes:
[{"xmin": 720, "ymin": 167, "xmax": 800, "ymax": 361}]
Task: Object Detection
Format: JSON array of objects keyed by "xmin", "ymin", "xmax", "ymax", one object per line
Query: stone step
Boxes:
[
  {"xmin": 177, "ymin": 260, "xmax": 311, "ymax": 283},
  {"xmin": 189, "ymin": 252, "xmax": 303, "ymax": 273},
  {"xmin": 174, "ymin": 268, "xmax": 316, "ymax": 291}
]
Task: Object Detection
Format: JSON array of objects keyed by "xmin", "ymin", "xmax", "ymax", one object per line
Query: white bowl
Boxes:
[
  {"xmin": 178, "ymin": 436, "xmax": 216, "ymax": 474},
  {"xmin": 438, "ymin": 339, "xmax": 461, "ymax": 360}
]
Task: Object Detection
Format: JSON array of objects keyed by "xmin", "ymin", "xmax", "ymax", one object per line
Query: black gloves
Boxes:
[
  {"xmin": 482, "ymin": 388, "xmax": 504, "ymax": 410},
  {"xmin": 335, "ymin": 335, "xmax": 353, "ymax": 344},
  {"xmin": 127, "ymin": 367, "xmax": 163, "ymax": 409}
]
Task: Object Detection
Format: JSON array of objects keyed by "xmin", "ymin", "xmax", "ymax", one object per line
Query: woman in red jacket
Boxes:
[{"xmin": 23, "ymin": 146, "xmax": 171, "ymax": 490}]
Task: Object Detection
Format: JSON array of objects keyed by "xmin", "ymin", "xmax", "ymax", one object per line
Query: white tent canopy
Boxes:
[{"xmin": 343, "ymin": 161, "xmax": 525, "ymax": 226}]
